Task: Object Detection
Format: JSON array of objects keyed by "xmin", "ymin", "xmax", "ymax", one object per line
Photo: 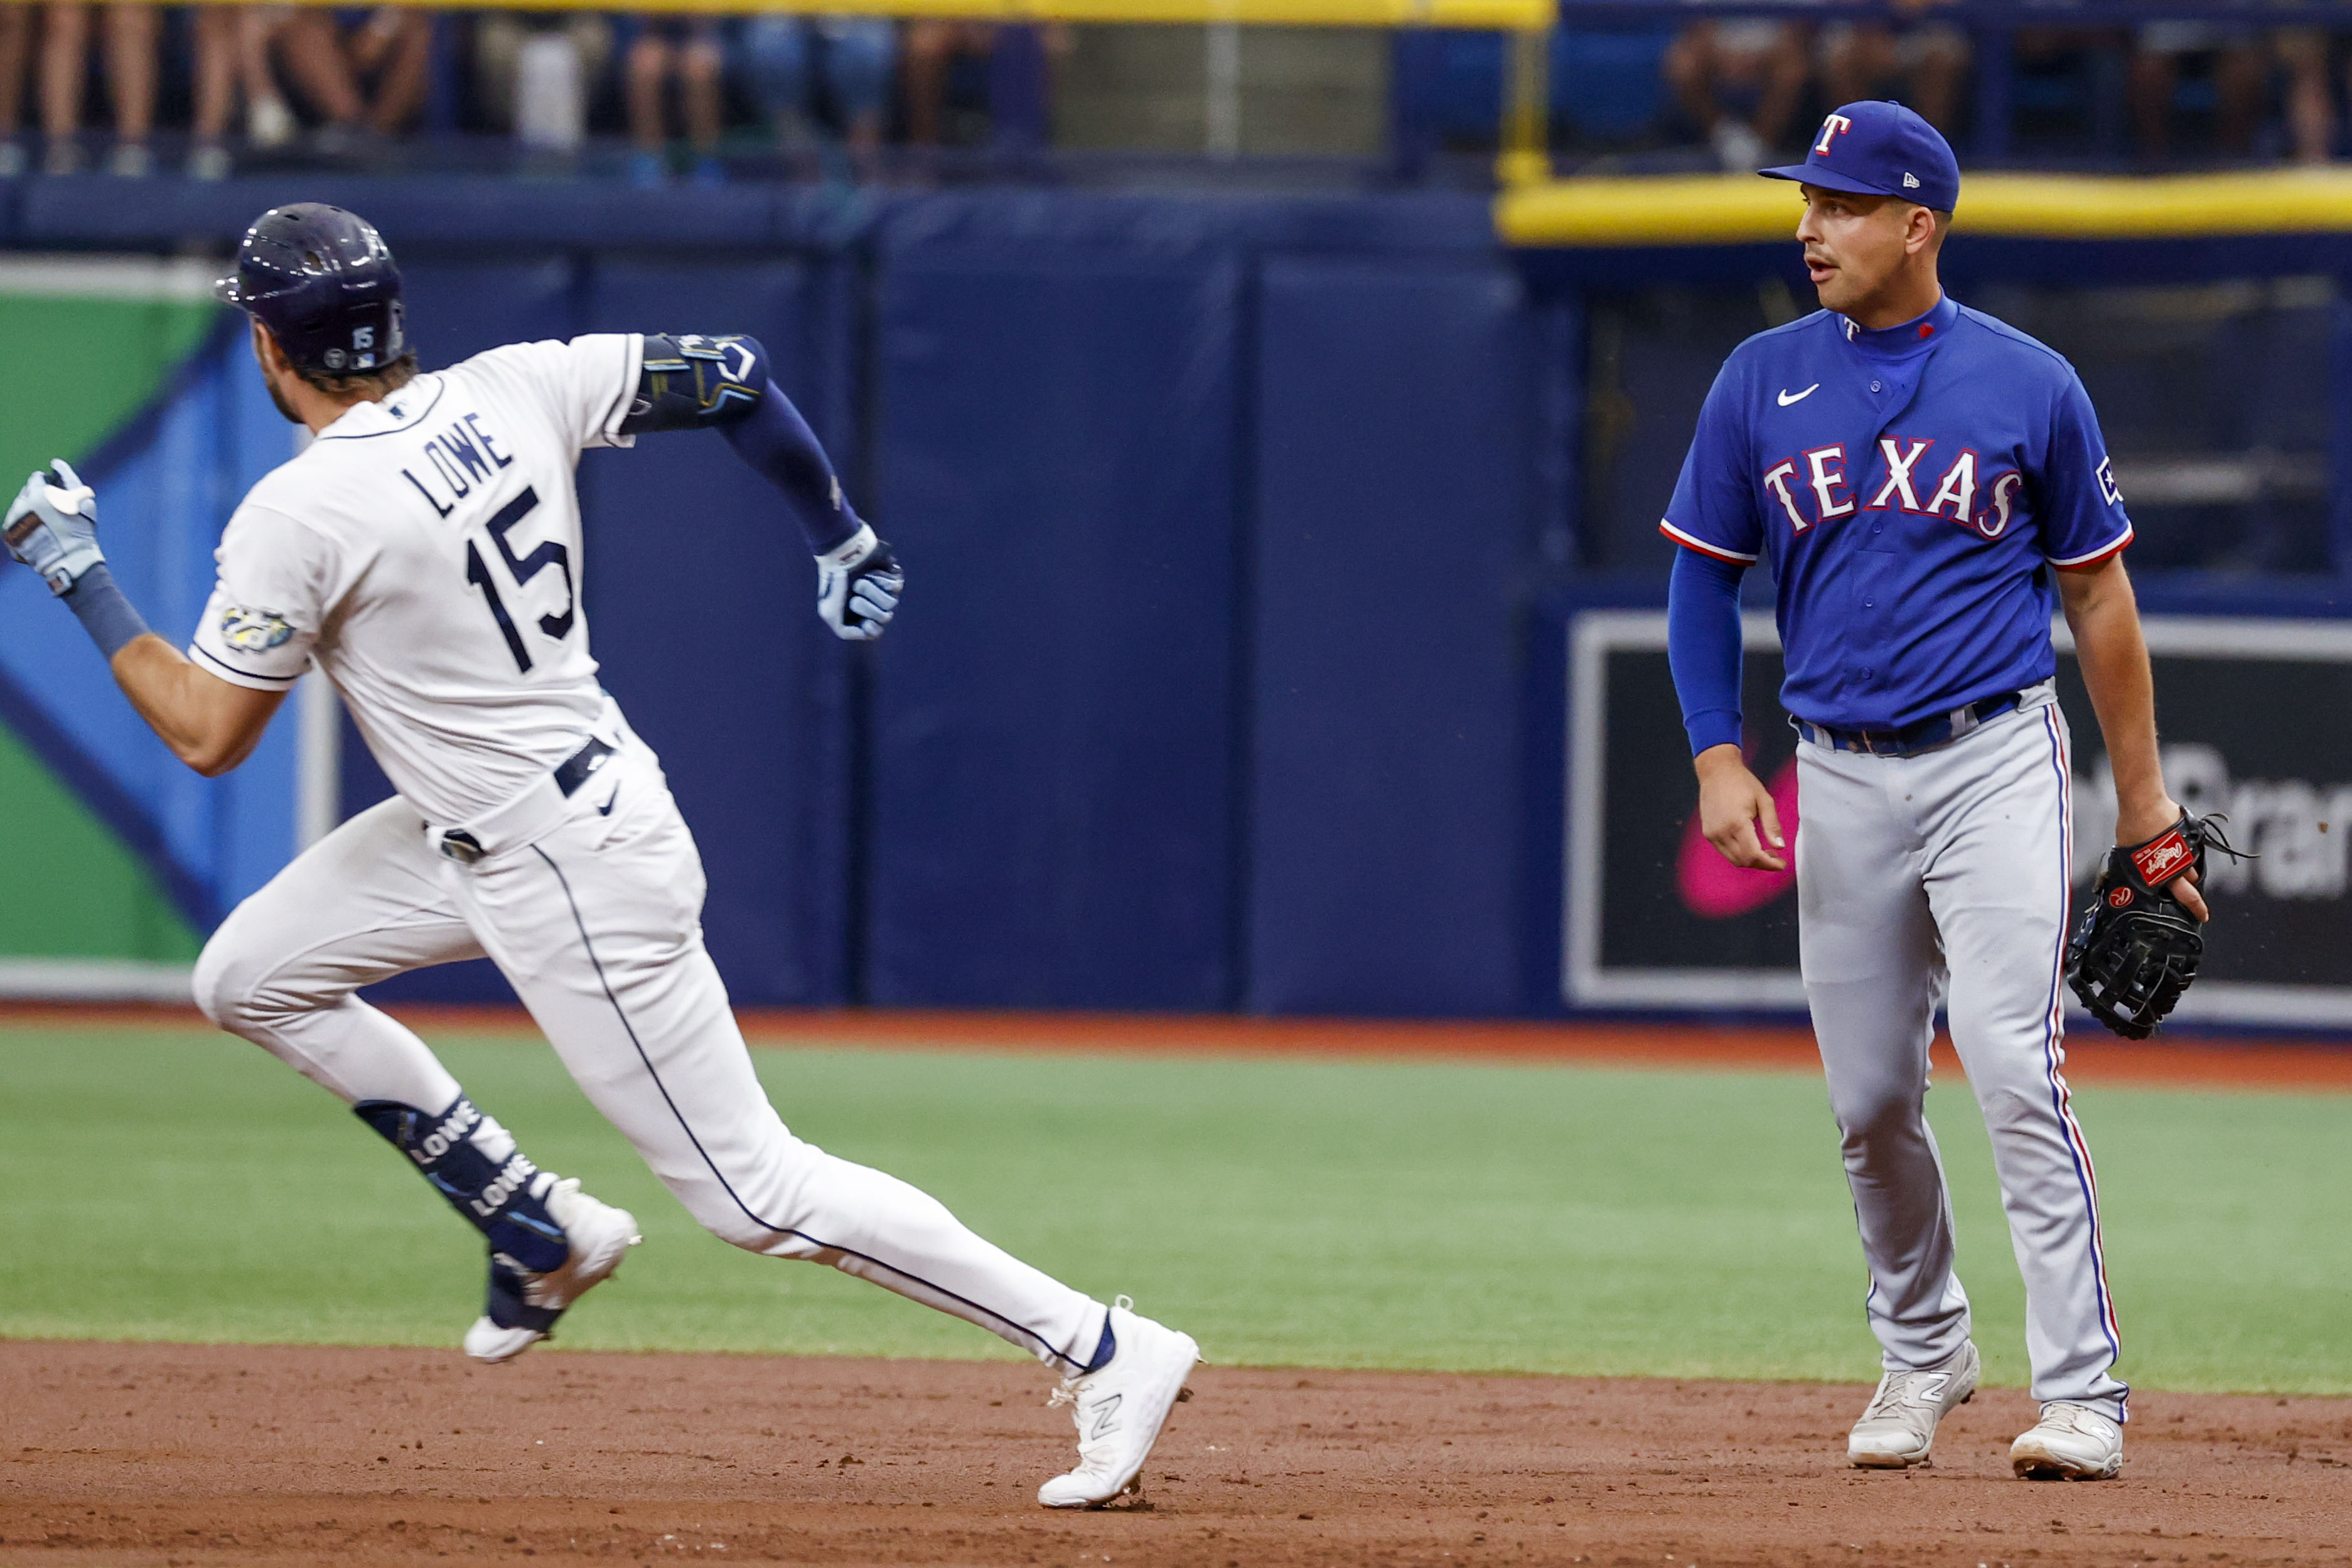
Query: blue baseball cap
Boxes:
[{"xmin": 1759, "ymin": 100, "xmax": 1961, "ymax": 213}]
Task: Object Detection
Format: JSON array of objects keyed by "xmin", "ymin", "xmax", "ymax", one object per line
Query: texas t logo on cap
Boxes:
[{"xmin": 1763, "ymin": 99, "xmax": 1962, "ymax": 213}]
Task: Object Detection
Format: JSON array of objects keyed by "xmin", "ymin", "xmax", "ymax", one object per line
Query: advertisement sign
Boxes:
[
  {"xmin": 0, "ymin": 255, "xmax": 311, "ymax": 998},
  {"xmin": 1564, "ymin": 611, "xmax": 2352, "ymax": 1026}
]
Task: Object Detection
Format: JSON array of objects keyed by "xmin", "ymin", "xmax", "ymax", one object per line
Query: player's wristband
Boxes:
[
  {"xmin": 61, "ymin": 562, "xmax": 153, "ymax": 662},
  {"xmin": 818, "ymin": 522, "xmax": 881, "ymax": 571}
]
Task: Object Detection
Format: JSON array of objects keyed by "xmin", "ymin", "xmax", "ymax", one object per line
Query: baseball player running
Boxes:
[
  {"xmin": 1662, "ymin": 104, "xmax": 2203, "ymax": 1480},
  {"xmin": 2, "ymin": 203, "xmax": 1197, "ymax": 1510}
]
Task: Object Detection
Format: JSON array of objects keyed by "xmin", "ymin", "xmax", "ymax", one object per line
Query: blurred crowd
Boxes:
[
  {"xmin": 1641, "ymin": 1, "xmax": 2349, "ymax": 166},
  {"xmin": 6, "ymin": 4, "xmax": 2352, "ymax": 183},
  {"xmin": 0, "ymin": 4, "xmax": 1065, "ymax": 181}
]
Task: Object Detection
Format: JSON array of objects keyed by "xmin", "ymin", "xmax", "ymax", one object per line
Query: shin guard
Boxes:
[{"xmin": 354, "ymin": 1095, "xmax": 569, "ymax": 1332}]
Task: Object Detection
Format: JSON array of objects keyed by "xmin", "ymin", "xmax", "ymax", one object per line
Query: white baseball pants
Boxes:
[
  {"xmin": 193, "ymin": 733, "xmax": 1108, "ymax": 1372},
  {"xmin": 1796, "ymin": 695, "xmax": 2127, "ymax": 1419}
]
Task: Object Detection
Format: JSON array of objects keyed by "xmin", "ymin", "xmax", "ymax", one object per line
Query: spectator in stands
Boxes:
[
  {"xmin": 903, "ymin": 20, "xmax": 1064, "ymax": 149},
  {"xmin": 2129, "ymin": 13, "xmax": 2265, "ymax": 160},
  {"xmin": 904, "ymin": 19, "xmax": 991, "ymax": 148},
  {"xmin": 743, "ymin": 12, "xmax": 894, "ymax": 178},
  {"xmin": 275, "ymin": 6, "xmax": 432, "ymax": 153},
  {"xmin": 36, "ymin": 2, "xmax": 158, "ymax": 176},
  {"xmin": 476, "ymin": 9, "xmax": 613, "ymax": 156},
  {"xmin": 1662, "ymin": 4, "xmax": 1814, "ymax": 170},
  {"xmin": 189, "ymin": 5, "xmax": 297, "ymax": 179},
  {"xmin": 2268, "ymin": 24, "xmax": 2337, "ymax": 163},
  {"xmin": 1819, "ymin": 0, "xmax": 1969, "ymax": 135},
  {"xmin": 626, "ymin": 14, "xmax": 726, "ymax": 185},
  {"xmin": 0, "ymin": 5, "xmax": 26, "ymax": 176}
]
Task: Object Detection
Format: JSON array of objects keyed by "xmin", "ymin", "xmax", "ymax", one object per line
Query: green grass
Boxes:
[{"xmin": 2, "ymin": 1025, "xmax": 2347, "ymax": 1393}]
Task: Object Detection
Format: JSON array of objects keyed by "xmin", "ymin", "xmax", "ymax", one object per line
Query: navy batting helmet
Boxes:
[{"xmin": 213, "ymin": 203, "xmax": 408, "ymax": 377}]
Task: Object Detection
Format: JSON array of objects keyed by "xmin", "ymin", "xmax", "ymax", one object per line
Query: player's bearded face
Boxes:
[
  {"xmin": 1794, "ymin": 188, "xmax": 1911, "ymax": 314},
  {"xmin": 252, "ymin": 324, "xmax": 304, "ymax": 425}
]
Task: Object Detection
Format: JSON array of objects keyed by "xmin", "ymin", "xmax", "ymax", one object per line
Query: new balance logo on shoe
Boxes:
[
  {"xmin": 1087, "ymin": 1395, "xmax": 1123, "ymax": 1441},
  {"xmin": 1907, "ymin": 1373, "xmax": 1952, "ymax": 1407}
]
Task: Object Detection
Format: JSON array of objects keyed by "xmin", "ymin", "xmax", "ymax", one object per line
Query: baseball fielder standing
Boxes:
[
  {"xmin": 1662, "ymin": 104, "xmax": 2205, "ymax": 1480},
  {"xmin": 3, "ymin": 203, "xmax": 1197, "ymax": 1510}
]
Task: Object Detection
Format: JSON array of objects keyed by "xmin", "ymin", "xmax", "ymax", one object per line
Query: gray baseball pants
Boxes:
[{"xmin": 1796, "ymin": 692, "xmax": 2127, "ymax": 1420}]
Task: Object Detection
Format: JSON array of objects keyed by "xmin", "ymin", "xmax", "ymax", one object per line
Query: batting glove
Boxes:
[
  {"xmin": 4, "ymin": 460, "xmax": 104, "ymax": 595},
  {"xmin": 817, "ymin": 524, "xmax": 903, "ymax": 642}
]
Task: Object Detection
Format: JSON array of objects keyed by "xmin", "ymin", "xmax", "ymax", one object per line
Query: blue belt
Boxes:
[
  {"xmin": 1793, "ymin": 691, "xmax": 2027, "ymax": 758},
  {"xmin": 438, "ymin": 736, "xmax": 616, "ymax": 865}
]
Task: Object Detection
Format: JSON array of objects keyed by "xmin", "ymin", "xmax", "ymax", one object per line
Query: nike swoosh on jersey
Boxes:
[
  {"xmin": 598, "ymin": 787, "xmax": 620, "ymax": 817},
  {"xmin": 1777, "ymin": 384, "xmax": 1820, "ymax": 406}
]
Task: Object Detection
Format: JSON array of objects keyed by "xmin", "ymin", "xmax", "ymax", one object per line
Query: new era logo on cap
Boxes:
[{"xmin": 1760, "ymin": 100, "xmax": 1962, "ymax": 213}]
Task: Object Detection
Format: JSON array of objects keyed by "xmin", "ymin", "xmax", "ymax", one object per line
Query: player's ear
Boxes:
[{"xmin": 1904, "ymin": 204, "xmax": 1939, "ymax": 257}]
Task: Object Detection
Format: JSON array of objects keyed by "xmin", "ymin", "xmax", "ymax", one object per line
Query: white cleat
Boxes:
[
  {"xmin": 1036, "ymin": 1296, "xmax": 1201, "ymax": 1509},
  {"xmin": 463, "ymin": 1178, "xmax": 640, "ymax": 1365},
  {"xmin": 1847, "ymin": 1340, "xmax": 1979, "ymax": 1469},
  {"xmin": 2011, "ymin": 1400, "xmax": 2124, "ymax": 1480}
]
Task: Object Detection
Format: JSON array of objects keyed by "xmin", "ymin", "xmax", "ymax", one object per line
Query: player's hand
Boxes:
[
  {"xmin": 817, "ymin": 524, "xmax": 903, "ymax": 642},
  {"xmin": 3, "ymin": 459, "xmax": 104, "ymax": 596},
  {"xmin": 2117, "ymin": 794, "xmax": 2210, "ymax": 922},
  {"xmin": 1694, "ymin": 743, "xmax": 1787, "ymax": 872}
]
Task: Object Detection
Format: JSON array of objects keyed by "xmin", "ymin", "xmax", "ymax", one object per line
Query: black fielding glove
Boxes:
[{"xmin": 2065, "ymin": 811, "xmax": 2248, "ymax": 1039}]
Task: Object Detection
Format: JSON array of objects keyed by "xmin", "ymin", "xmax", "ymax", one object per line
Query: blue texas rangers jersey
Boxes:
[{"xmin": 1661, "ymin": 292, "xmax": 2133, "ymax": 733}]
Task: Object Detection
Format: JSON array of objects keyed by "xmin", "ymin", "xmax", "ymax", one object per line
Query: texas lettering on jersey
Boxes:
[
  {"xmin": 1759, "ymin": 436, "xmax": 2028, "ymax": 543},
  {"xmin": 1661, "ymin": 294, "xmax": 2134, "ymax": 731}
]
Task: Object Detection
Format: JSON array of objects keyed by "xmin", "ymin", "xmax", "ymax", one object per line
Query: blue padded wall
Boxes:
[
  {"xmin": 402, "ymin": 255, "xmax": 579, "ymax": 380},
  {"xmin": 1247, "ymin": 256, "xmax": 1530, "ymax": 1015},
  {"xmin": 577, "ymin": 256, "xmax": 855, "ymax": 1006},
  {"xmin": 864, "ymin": 215, "xmax": 1243, "ymax": 1007},
  {"xmin": 210, "ymin": 192, "xmax": 1553, "ymax": 1018}
]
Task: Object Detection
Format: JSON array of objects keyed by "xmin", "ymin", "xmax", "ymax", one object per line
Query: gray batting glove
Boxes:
[
  {"xmin": 4, "ymin": 459, "xmax": 103, "ymax": 596},
  {"xmin": 816, "ymin": 523, "xmax": 903, "ymax": 642}
]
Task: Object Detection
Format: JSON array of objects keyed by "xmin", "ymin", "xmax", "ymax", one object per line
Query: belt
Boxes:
[
  {"xmin": 438, "ymin": 735, "xmax": 617, "ymax": 865},
  {"xmin": 1793, "ymin": 690, "xmax": 2032, "ymax": 759}
]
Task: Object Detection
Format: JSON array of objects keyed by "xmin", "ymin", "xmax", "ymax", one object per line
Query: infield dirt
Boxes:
[{"xmin": 4, "ymin": 1342, "xmax": 2348, "ymax": 1567}]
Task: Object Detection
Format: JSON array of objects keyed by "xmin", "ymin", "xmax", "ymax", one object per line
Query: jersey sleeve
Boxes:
[
  {"xmin": 187, "ymin": 505, "xmax": 331, "ymax": 690},
  {"xmin": 2039, "ymin": 372, "xmax": 2134, "ymax": 569},
  {"xmin": 470, "ymin": 334, "xmax": 647, "ymax": 453},
  {"xmin": 1659, "ymin": 360, "xmax": 1763, "ymax": 564}
]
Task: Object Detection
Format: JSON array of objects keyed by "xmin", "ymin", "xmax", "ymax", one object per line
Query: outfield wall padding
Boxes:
[{"xmin": 16, "ymin": 181, "xmax": 2352, "ymax": 1019}]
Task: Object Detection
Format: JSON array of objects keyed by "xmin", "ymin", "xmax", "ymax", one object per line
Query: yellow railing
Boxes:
[
  {"xmin": 165, "ymin": 0, "xmax": 1552, "ymax": 24},
  {"xmin": 1496, "ymin": 168, "xmax": 2352, "ymax": 247}
]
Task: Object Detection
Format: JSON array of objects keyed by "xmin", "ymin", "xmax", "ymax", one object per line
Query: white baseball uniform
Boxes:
[{"xmin": 188, "ymin": 335, "xmax": 1109, "ymax": 1371}]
